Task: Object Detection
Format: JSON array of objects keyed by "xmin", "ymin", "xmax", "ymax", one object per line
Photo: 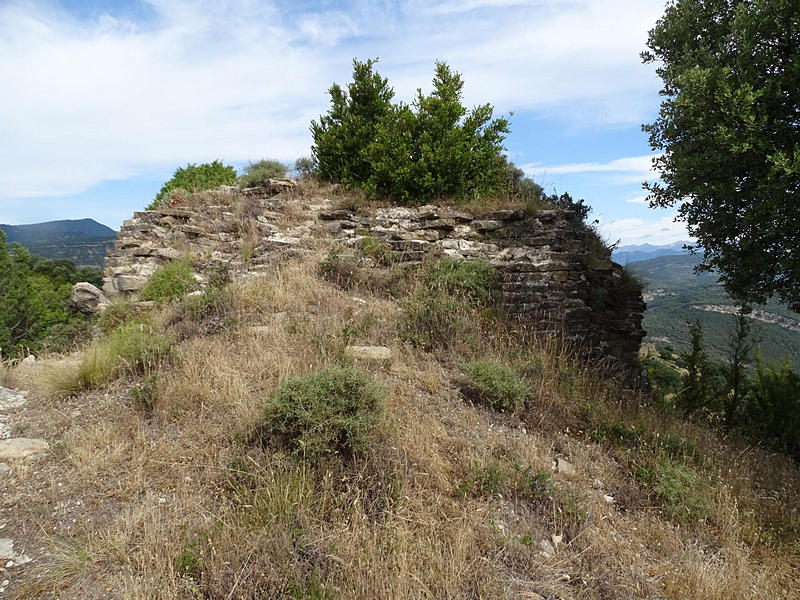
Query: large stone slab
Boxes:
[
  {"xmin": 115, "ymin": 275, "xmax": 148, "ymax": 292},
  {"xmin": 345, "ymin": 346, "xmax": 392, "ymax": 362},
  {"xmin": 0, "ymin": 438, "xmax": 49, "ymax": 460}
]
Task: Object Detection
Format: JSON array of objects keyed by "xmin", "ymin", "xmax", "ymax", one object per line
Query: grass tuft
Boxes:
[
  {"xmin": 139, "ymin": 259, "xmax": 198, "ymax": 306},
  {"xmin": 80, "ymin": 321, "xmax": 174, "ymax": 388},
  {"xmin": 461, "ymin": 360, "xmax": 531, "ymax": 412},
  {"xmin": 400, "ymin": 258, "xmax": 499, "ymax": 352}
]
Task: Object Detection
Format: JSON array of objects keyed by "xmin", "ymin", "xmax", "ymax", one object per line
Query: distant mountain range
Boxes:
[
  {"xmin": 627, "ymin": 253, "xmax": 800, "ymax": 369},
  {"xmin": 0, "ymin": 218, "xmax": 117, "ymax": 268},
  {"xmin": 611, "ymin": 240, "xmax": 693, "ymax": 265}
]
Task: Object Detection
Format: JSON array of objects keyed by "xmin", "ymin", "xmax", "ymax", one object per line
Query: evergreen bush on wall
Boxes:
[
  {"xmin": 311, "ymin": 59, "xmax": 509, "ymax": 205},
  {"xmin": 148, "ymin": 161, "xmax": 237, "ymax": 210}
]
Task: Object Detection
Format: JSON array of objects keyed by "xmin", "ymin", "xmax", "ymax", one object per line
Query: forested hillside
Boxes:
[
  {"xmin": 0, "ymin": 219, "xmax": 116, "ymax": 268},
  {"xmin": 629, "ymin": 253, "xmax": 800, "ymax": 369}
]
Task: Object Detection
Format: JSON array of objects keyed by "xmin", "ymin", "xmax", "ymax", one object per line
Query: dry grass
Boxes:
[{"xmin": 3, "ymin": 249, "xmax": 799, "ymax": 599}]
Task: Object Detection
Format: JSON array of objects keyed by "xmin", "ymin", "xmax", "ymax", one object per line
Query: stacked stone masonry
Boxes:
[{"xmin": 105, "ymin": 184, "xmax": 645, "ymax": 364}]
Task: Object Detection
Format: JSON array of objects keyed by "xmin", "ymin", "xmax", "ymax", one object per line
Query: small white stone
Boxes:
[{"xmin": 555, "ymin": 457, "xmax": 576, "ymax": 476}]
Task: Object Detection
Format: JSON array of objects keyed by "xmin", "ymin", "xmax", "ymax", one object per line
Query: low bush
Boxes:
[
  {"xmin": 140, "ymin": 260, "xmax": 198, "ymax": 306},
  {"xmin": 458, "ymin": 456, "xmax": 552, "ymax": 503},
  {"xmin": 80, "ymin": 321, "xmax": 174, "ymax": 388},
  {"xmin": 318, "ymin": 250, "xmax": 357, "ymax": 289},
  {"xmin": 148, "ymin": 161, "xmax": 237, "ymax": 210},
  {"xmin": 400, "ymin": 258, "xmax": 499, "ymax": 352},
  {"xmin": 461, "ymin": 360, "xmax": 531, "ymax": 412},
  {"xmin": 258, "ymin": 366, "xmax": 384, "ymax": 460},
  {"xmin": 636, "ymin": 457, "xmax": 710, "ymax": 524},
  {"xmin": 238, "ymin": 160, "xmax": 289, "ymax": 187},
  {"xmin": 42, "ymin": 319, "xmax": 93, "ymax": 353},
  {"xmin": 171, "ymin": 285, "xmax": 234, "ymax": 339},
  {"xmin": 401, "ymin": 290, "xmax": 477, "ymax": 352},
  {"xmin": 294, "ymin": 156, "xmax": 317, "ymax": 178},
  {"xmin": 130, "ymin": 375, "xmax": 158, "ymax": 411}
]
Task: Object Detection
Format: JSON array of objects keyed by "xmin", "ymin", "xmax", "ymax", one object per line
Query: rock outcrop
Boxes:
[
  {"xmin": 71, "ymin": 282, "xmax": 109, "ymax": 314},
  {"xmin": 104, "ymin": 184, "xmax": 645, "ymax": 364}
]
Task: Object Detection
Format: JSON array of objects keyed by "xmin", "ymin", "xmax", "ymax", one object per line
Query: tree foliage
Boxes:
[
  {"xmin": 0, "ymin": 232, "xmax": 97, "ymax": 357},
  {"xmin": 311, "ymin": 58, "xmax": 395, "ymax": 188},
  {"xmin": 311, "ymin": 59, "xmax": 510, "ymax": 204},
  {"xmin": 649, "ymin": 312, "xmax": 800, "ymax": 460},
  {"xmin": 148, "ymin": 161, "xmax": 237, "ymax": 210},
  {"xmin": 643, "ymin": 0, "xmax": 800, "ymax": 310}
]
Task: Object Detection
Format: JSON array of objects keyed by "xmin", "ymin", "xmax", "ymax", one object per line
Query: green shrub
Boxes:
[
  {"xmin": 80, "ymin": 322, "xmax": 174, "ymax": 388},
  {"xmin": 168, "ymin": 263, "xmax": 234, "ymax": 338},
  {"xmin": 175, "ymin": 542, "xmax": 203, "ymax": 578},
  {"xmin": 745, "ymin": 355, "xmax": 800, "ymax": 459},
  {"xmin": 311, "ymin": 59, "xmax": 509, "ymax": 205},
  {"xmin": 401, "ymin": 291, "xmax": 472, "ymax": 352},
  {"xmin": 458, "ymin": 461, "xmax": 506, "ymax": 497},
  {"xmin": 636, "ymin": 457, "xmax": 710, "ymax": 523},
  {"xmin": 461, "ymin": 360, "xmax": 530, "ymax": 412},
  {"xmin": 147, "ymin": 161, "xmax": 237, "ymax": 210},
  {"xmin": 238, "ymin": 160, "xmax": 289, "ymax": 187},
  {"xmin": 140, "ymin": 260, "xmax": 198, "ymax": 306},
  {"xmin": 294, "ymin": 156, "xmax": 317, "ymax": 178},
  {"xmin": 258, "ymin": 366, "xmax": 384, "ymax": 460},
  {"xmin": 42, "ymin": 319, "xmax": 93, "ymax": 353},
  {"xmin": 318, "ymin": 250, "xmax": 357, "ymax": 289}
]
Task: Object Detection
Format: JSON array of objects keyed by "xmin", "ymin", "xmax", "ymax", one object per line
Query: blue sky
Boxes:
[{"xmin": 0, "ymin": 0, "xmax": 688, "ymax": 245}]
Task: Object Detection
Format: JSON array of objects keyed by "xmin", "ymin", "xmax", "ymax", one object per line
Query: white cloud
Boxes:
[
  {"xmin": 625, "ymin": 194, "xmax": 649, "ymax": 204},
  {"xmin": 524, "ymin": 154, "xmax": 661, "ymax": 177},
  {"xmin": 422, "ymin": 0, "xmax": 548, "ymax": 15},
  {"xmin": 597, "ymin": 214, "xmax": 690, "ymax": 246},
  {"xmin": 0, "ymin": 0, "xmax": 666, "ymax": 199}
]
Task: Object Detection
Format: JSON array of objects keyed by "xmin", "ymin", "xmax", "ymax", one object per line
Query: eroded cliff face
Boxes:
[{"xmin": 104, "ymin": 183, "xmax": 645, "ymax": 363}]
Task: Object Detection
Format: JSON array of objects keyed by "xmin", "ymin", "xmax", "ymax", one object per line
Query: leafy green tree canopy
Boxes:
[
  {"xmin": 311, "ymin": 58, "xmax": 395, "ymax": 187},
  {"xmin": 643, "ymin": 0, "xmax": 800, "ymax": 310},
  {"xmin": 0, "ymin": 231, "xmax": 95, "ymax": 356},
  {"xmin": 311, "ymin": 59, "xmax": 510, "ymax": 204},
  {"xmin": 148, "ymin": 161, "xmax": 237, "ymax": 210}
]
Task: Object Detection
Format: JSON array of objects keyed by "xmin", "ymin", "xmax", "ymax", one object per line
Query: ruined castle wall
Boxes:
[{"xmin": 104, "ymin": 186, "xmax": 645, "ymax": 363}]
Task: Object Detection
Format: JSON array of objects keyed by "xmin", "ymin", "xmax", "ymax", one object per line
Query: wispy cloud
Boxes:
[
  {"xmin": 597, "ymin": 214, "xmax": 690, "ymax": 246},
  {"xmin": 0, "ymin": 0, "xmax": 665, "ymax": 200},
  {"xmin": 524, "ymin": 154, "xmax": 660, "ymax": 177}
]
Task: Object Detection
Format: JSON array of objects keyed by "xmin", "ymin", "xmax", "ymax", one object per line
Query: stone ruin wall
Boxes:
[{"xmin": 104, "ymin": 184, "xmax": 646, "ymax": 364}]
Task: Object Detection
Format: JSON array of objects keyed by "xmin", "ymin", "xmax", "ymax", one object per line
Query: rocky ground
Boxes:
[{"xmin": 0, "ymin": 382, "xmax": 44, "ymax": 594}]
